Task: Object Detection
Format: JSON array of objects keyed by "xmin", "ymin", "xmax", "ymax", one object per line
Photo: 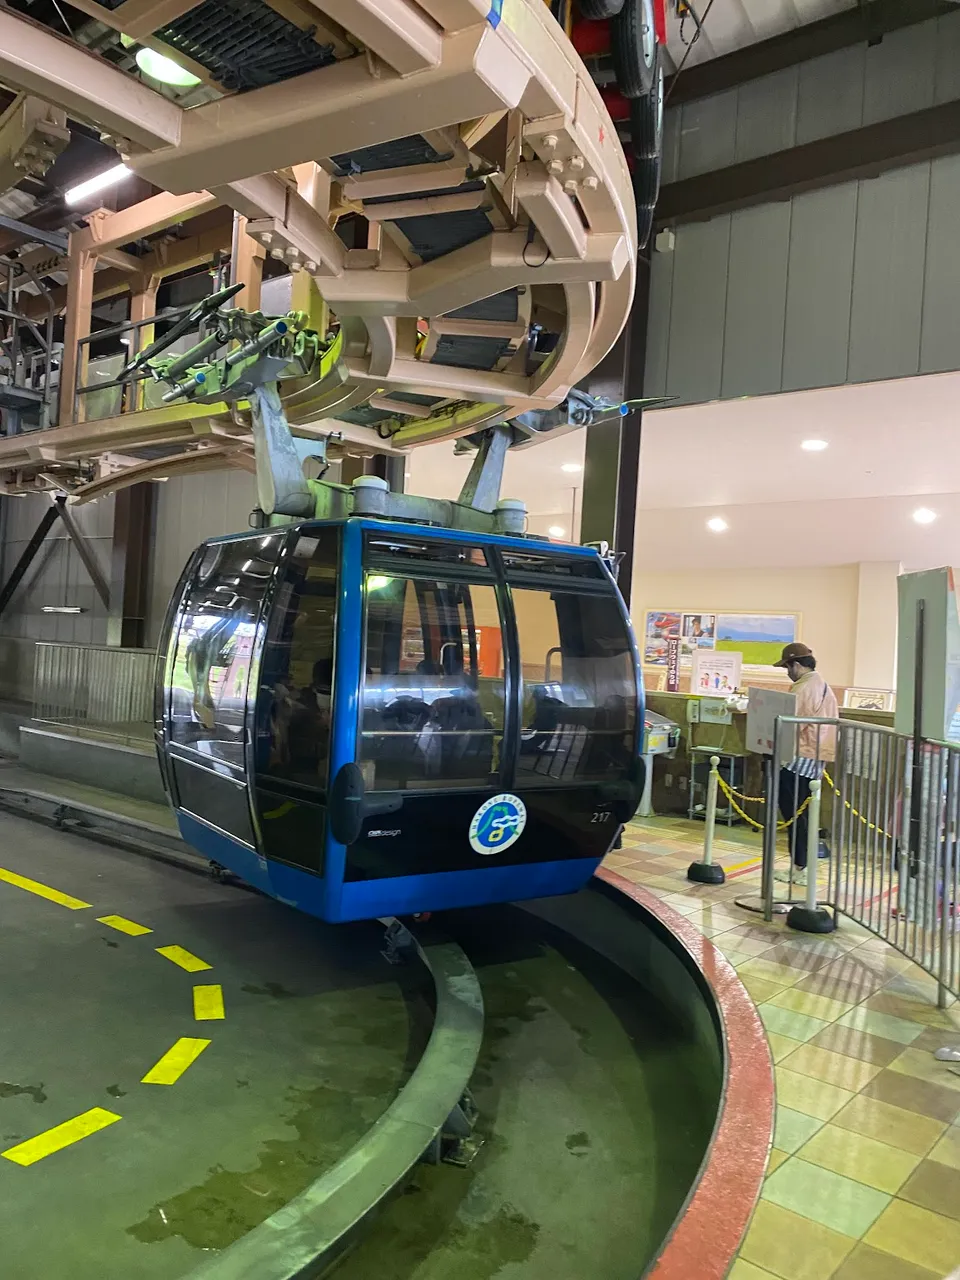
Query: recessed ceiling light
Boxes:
[
  {"xmin": 548, "ymin": 525, "xmax": 565, "ymax": 538},
  {"xmin": 913, "ymin": 507, "xmax": 937, "ymax": 525},
  {"xmin": 706, "ymin": 516, "xmax": 728, "ymax": 533},
  {"xmin": 561, "ymin": 462, "xmax": 582, "ymax": 474},
  {"xmin": 801, "ymin": 439, "xmax": 829, "ymax": 452},
  {"xmin": 135, "ymin": 46, "xmax": 202, "ymax": 87}
]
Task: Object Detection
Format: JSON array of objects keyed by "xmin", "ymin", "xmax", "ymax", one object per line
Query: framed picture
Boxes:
[{"xmin": 843, "ymin": 688, "xmax": 895, "ymax": 712}]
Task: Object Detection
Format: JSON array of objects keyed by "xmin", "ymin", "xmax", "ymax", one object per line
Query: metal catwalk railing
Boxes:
[
  {"xmin": 32, "ymin": 642, "xmax": 155, "ymax": 744},
  {"xmin": 764, "ymin": 716, "xmax": 959, "ymax": 1007}
]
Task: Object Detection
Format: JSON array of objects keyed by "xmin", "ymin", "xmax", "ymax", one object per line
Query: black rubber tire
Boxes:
[
  {"xmin": 629, "ymin": 60, "xmax": 663, "ymax": 159},
  {"xmin": 636, "ymin": 199, "xmax": 655, "ymax": 250},
  {"xmin": 611, "ymin": 0, "xmax": 658, "ymax": 98},
  {"xmin": 634, "ymin": 153, "xmax": 661, "ymax": 211},
  {"xmin": 578, "ymin": 0, "xmax": 624, "ymax": 18}
]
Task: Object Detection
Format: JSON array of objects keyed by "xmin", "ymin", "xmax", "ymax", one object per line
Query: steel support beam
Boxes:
[
  {"xmin": 107, "ymin": 482, "xmax": 154, "ymax": 647},
  {"xmin": 0, "ymin": 9, "xmax": 181, "ymax": 150},
  {"xmin": 665, "ymin": 0, "xmax": 960, "ymax": 106},
  {"xmin": 579, "ymin": 242, "xmax": 650, "ymax": 607},
  {"xmin": 56, "ymin": 497, "xmax": 111, "ymax": 608},
  {"xmin": 656, "ymin": 98, "xmax": 960, "ymax": 226},
  {"xmin": 0, "ymin": 215, "xmax": 67, "ymax": 253},
  {"xmin": 0, "ymin": 501, "xmax": 60, "ymax": 622}
]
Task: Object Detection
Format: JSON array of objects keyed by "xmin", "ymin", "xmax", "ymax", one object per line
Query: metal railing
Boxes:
[
  {"xmin": 764, "ymin": 716, "xmax": 959, "ymax": 1007},
  {"xmin": 74, "ymin": 305, "xmax": 209, "ymax": 423},
  {"xmin": 32, "ymin": 642, "xmax": 155, "ymax": 745}
]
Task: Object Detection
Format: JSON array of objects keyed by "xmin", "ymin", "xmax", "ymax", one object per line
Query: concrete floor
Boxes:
[{"xmin": 0, "ymin": 812, "xmax": 427, "ymax": 1280}]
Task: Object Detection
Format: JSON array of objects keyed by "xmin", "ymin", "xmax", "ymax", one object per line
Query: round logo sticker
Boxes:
[{"xmin": 469, "ymin": 793, "xmax": 527, "ymax": 856}]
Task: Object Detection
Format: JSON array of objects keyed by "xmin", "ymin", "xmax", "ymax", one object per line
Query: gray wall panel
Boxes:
[
  {"xmin": 721, "ymin": 203, "xmax": 791, "ymax": 398},
  {"xmin": 0, "ymin": 493, "xmax": 113, "ymax": 646},
  {"xmin": 781, "ymin": 183, "xmax": 859, "ymax": 392},
  {"xmin": 663, "ymin": 10, "xmax": 960, "ymax": 173},
  {"xmin": 664, "ymin": 218, "xmax": 730, "ymax": 406},
  {"xmin": 847, "ymin": 163, "xmax": 930, "ymax": 385},
  {"xmin": 734, "ymin": 68, "xmax": 798, "ymax": 163},
  {"xmin": 934, "ymin": 9, "xmax": 960, "ymax": 103},
  {"xmin": 644, "ymin": 245, "xmax": 674, "ymax": 399},
  {"xmin": 862, "ymin": 20, "xmax": 937, "ymax": 125},
  {"xmin": 677, "ymin": 89, "xmax": 738, "ymax": 180},
  {"xmin": 661, "ymin": 105, "xmax": 681, "ymax": 187},
  {"xmin": 919, "ymin": 153, "xmax": 960, "ymax": 374},
  {"xmin": 795, "ymin": 45, "xmax": 864, "ymax": 144}
]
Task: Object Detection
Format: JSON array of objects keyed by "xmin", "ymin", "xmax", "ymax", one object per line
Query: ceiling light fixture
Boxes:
[
  {"xmin": 801, "ymin": 439, "xmax": 829, "ymax": 452},
  {"xmin": 64, "ymin": 162, "xmax": 132, "ymax": 206},
  {"xmin": 706, "ymin": 516, "xmax": 728, "ymax": 533},
  {"xmin": 135, "ymin": 46, "xmax": 202, "ymax": 87},
  {"xmin": 548, "ymin": 526, "xmax": 565, "ymax": 538},
  {"xmin": 42, "ymin": 606, "xmax": 84, "ymax": 615},
  {"xmin": 561, "ymin": 462, "xmax": 582, "ymax": 474},
  {"xmin": 913, "ymin": 507, "xmax": 937, "ymax": 525}
]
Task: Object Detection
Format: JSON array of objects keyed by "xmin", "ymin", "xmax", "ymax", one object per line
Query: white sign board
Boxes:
[
  {"xmin": 746, "ymin": 686, "xmax": 796, "ymax": 762},
  {"xmin": 691, "ymin": 648, "xmax": 742, "ymax": 697}
]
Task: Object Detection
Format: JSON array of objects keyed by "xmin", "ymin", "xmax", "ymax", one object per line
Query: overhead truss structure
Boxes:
[{"xmin": 0, "ymin": 0, "xmax": 636, "ymax": 498}]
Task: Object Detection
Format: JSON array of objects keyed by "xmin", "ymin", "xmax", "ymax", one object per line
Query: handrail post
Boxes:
[
  {"xmin": 687, "ymin": 754, "xmax": 725, "ymax": 885},
  {"xmin": 787, "ymin": 778, "xmax": 835, "ymax": 934}
]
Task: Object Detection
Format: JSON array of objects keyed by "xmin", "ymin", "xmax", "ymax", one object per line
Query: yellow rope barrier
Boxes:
[
  {"xmin": 715, "ymin": 774, "xmax": 810, "ymax": 832},
  {"xmin": 822, "ymin": 770, "xmax": 892, "ymax": 839},
  {"xmin": 713, "ymin": 769, "xmax": 891, "ymax": 840}
]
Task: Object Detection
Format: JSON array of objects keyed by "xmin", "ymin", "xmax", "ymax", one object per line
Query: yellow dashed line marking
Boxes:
[
  {"xmin": 142, "ymin": 1037, "xmax": 211, "ymax": 1085},
  {"xmin": 155, "ymin": 944, "xmax": 212, "ymax": 972},
  {"xmin": 193, "ymin": 984, "xmax": 225, "ymax": 1021},
  {"xmin": 97, "ymin": 914, "xmax": 152, "ymax": 936},
  {"xmin": 0, "ymin": 866, "xmax": 91, "ymax": 911},
  {"xmin": 2, "ymin": 1108, "xmax": 121, "ymax": 1166}
]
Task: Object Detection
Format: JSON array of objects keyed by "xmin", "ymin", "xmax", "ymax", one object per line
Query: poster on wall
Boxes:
[
  {"xmin": 643, "ymin": 610, "xmax": 799, "ymax": 668},
  {"xmin": 666, "ymin": 636, "xmax": 681, "ymax": 692},
  {"xmin": 692, "ymin": 648, "xmax": 742, "ymax": 695},
  {"xmin": 644, "ymin": 611, "xmax": 681, "ymax": 665},
  {"xmin": 714, "ymin": 614, "xmax": 797, "ymax": 668},
  {"xmin": 682, "ymin": 613, "xmax": 716, "ymax": 656}
]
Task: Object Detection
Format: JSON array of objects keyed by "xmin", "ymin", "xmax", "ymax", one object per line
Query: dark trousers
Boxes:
[{"xmin": 778, "ymin": 768, "xmax": 812, "ymax": 868}]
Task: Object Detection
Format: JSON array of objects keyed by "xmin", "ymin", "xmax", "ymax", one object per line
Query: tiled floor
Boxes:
[{"xmin": 611, "ymin": 816, "xmax": 960, "ymax": 1280}]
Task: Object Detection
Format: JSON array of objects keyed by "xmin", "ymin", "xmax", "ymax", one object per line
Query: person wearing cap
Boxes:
[{"xmin": 773, "ymin": 643, "xmax": 838, "ymax": 885}]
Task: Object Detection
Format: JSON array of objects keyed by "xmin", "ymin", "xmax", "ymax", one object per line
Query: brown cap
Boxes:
[{"xmin": 774, "ymin": 642, "xmax": 813, "ymax": 668}]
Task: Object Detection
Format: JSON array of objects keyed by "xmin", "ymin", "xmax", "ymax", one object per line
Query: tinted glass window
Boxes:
[
  {"xmin": 359, "ymin": 574, "xmax": 504, "ymax": 791},
  {"xmin": 501, "ymin": 550, "xmax": 604, "ymax": 580},
  {"xmin": 365, "ymin": 535, "xmax": 487, "ymax": 569},
  {"xmin": 168, "ymin": 535, "xmax": 282, "ymax": 768},
  {"xmin": 255, "ymin": 531, "xmax": 339, "ymax": 791},
  {"xmin": 513, "ymin": 587, "xmax": 637, "ymax": 785}
]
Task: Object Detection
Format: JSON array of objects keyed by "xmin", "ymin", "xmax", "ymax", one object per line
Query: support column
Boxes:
[
  {"xmin": 128, "ymin": 275, "xmax": 159, "ymax": 411},
  {"xmin": 107, "ymin": 483, "xmax": 155, "ymax": 648},
  {"xmin": 579, "ymin": 244, "xmax": 651, "ymax": 607},
  {"xmin": 229, "ymin": 213, "xmax": 265, "ymax": 311},
  {"xmin": 854, "ymin": 561, "xmax": 902, "ymax": 690},
  {"xmin": 59, "ymin": 236, "xmax": 94, "ymax": 426}
]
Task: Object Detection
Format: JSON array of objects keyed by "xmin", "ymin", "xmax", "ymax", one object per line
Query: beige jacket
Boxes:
[{"xmin": 794, "ymin": 670, "xmax": 838, "ymax": 762}]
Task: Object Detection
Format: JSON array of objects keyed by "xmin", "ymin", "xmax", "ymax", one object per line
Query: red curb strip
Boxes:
[{"xmin": 596, "ymin": 867, "xmax": 775, "ymax": 1280}]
